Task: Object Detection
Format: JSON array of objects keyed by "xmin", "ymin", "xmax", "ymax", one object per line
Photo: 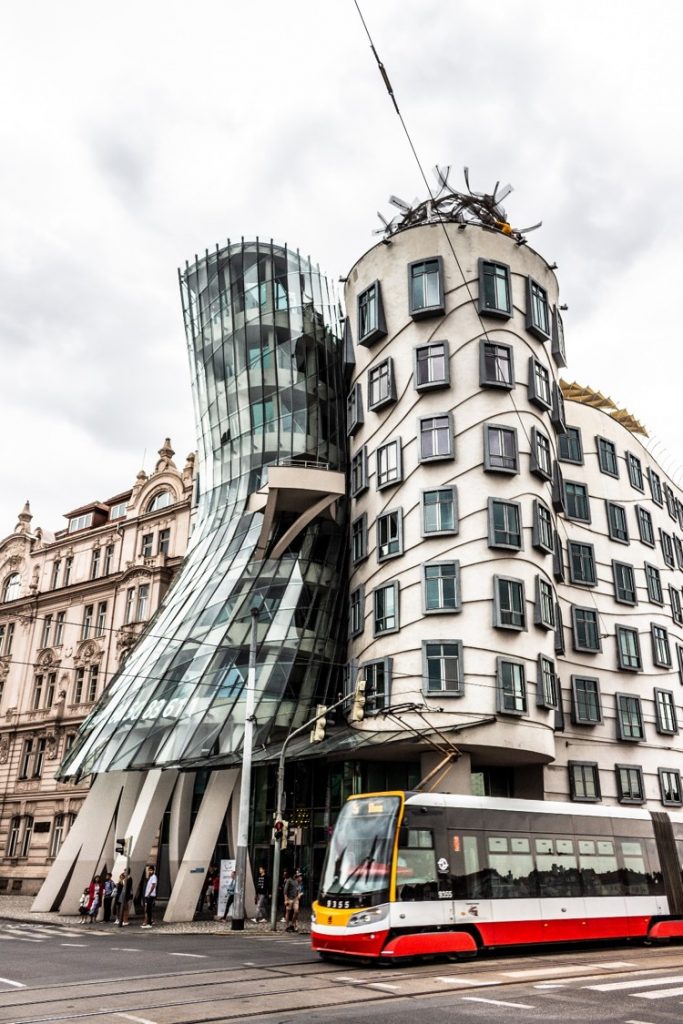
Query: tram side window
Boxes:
[
  {"xmin": 577, "ymin": 839, "xmax": 620, "ymax": 896},
  {"xmin": 397, "ymin": 829, "xmax": 438, "ymax": 901},
  {"xmin": 450, "ymin": 833, "xmax": 484, "ymax": 898},
  {"xmin": 619, "ymin": 838, "xmax": 663, "ymax": 896},
  {"xmin": 534, "ymin": 836, "xmax": 582, "ymax": 897},
  {"xmin": 486, "ymin": 835, "xmax": 538, "ymax": 899}
]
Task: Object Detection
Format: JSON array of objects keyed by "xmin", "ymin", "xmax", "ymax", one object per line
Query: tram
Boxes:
[{"xmin": 311, "ymin": 791, "xmax": 683, "ymax": 961}]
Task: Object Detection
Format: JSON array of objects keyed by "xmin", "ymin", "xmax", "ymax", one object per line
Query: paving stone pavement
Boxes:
[{"xmin": 0, "ymin": 894, "xmax": 309, "ymax": 935}]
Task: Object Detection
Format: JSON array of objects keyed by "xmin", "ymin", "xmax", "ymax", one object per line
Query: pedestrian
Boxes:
[
  {"xmin": 113, "ymin": 873, "xmax": 124, "ymax": 924},
  {"xmin": 85, "ymin": 874, "xmax": 102, "ymax": 924},
  {"xmin": 78, "ymin": 887, "xmax": 89, "ymax": 920},
  {"xmin": 117, "ymin": 870, "xmax": 133, "ymax": 927},
  {"xmin": 283, "ymin": 870, "xmax": 300, "ymax": 932},
  {"xmin": 210, "ymin": 869, "xmax": 220, "ymax": 916},
  {"xmin": 102, "ymin": 872, "xmax": 115, "ymax": 922},
  {"xmin": 280, "ymin": 869, "xmax": 290, "ymax": 922},
  {"xmin": 141, "ymin": 864, "xmax": 157, "ymax": 928},
  {"xmin": 252, "ymin": 865, "xmax": 268, "ymax": 923},
  {"xmin": 221, "ymin": 870, "xmax": 236, "ymax": 921}
]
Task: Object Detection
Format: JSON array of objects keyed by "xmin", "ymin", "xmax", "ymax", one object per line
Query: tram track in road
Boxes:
[{"xmin": 1, "ymin": 945, "xmax": 682, "ymax": 1024}]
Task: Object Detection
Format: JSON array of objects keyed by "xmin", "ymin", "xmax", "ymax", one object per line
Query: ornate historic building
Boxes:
[{"xmin": 0, "ymin": 440, "xmax": 194, "ymax": 894}]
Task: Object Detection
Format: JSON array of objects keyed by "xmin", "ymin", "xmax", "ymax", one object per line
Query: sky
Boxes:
[{"xmin": 2, "ymin": 0, "xmax": 683, "ymax": 534}]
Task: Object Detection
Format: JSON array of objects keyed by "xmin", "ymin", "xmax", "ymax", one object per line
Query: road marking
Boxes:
[
  {"xmin": 586, "ymin": 975, "xmax": 683, "ymax": 992},
  {"xmin": 0, "ymin": 936, "xmax": 42, "ymax": 943},
  {"xmin": 368, "ymin": 983, "xmax": 400, "ymax": 991},
  {"xmin": 625, "ymin": 1020, "xmax": 657, "ymax": 1024},
  {"xmin": 534, "ymin": 983, "xmax": 567, "ymax": 989},
  {"xmin": 61, "ymin": 943, "xmax": 88, "ymax": 947},
  {"xmin": 505, "ymin": 963, "xmax": 631, "ymax": 979},
  {"xmin": 462, "ymin": 996, "xmax": 534, "ymax": 1008},
  {"xmin": 0, "ymin": 978, "xmax": 25, "ymax": 989},
  {"xmin": 636, "ymin": 987, "xmax": 683, "ymax": 1000},
  {"xmin": 436, "ymin": 977, "xmax": 500, "ymax": 986},
  {"xmin": 167, "ymin": 952, "xmax": 207, "ymax": 959},
  {"xmin": 110, "ymin": 947, "xmax": 142, "ymax": 952},
  {"xmin": 117, "ymin": 1015, "xmax": 158, "ymax": 1024}
]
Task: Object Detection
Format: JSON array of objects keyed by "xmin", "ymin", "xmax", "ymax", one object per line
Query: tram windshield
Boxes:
[{"xmin": 320, "ymin": 795, "xmax": 401, "ymax": 898}]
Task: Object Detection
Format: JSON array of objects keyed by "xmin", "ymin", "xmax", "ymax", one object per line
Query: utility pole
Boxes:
[{"xmin": 231, "ymin": 603, "xmax": 259, "ymax": 930}]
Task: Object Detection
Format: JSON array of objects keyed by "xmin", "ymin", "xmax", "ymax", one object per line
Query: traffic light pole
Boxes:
[
  {"xmin": 231, "ymin": 605, "xmax": 259, "ymax": 930},
  {"xmin": 269, "ymin": 693, "xmax": 352, "ymax": 932}
]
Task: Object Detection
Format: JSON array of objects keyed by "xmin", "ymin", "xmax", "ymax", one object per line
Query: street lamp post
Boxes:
[{"xmin": 231, "ymin": 604, "xmax": 259, "ymax": 930}]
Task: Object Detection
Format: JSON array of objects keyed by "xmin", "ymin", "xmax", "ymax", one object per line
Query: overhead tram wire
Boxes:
[{"xmin": 348, "ymin": 0, "xmax": 662, "ymax": 645}]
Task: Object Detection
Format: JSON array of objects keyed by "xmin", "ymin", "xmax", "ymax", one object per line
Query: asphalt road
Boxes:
[{"xmin": 1, "ymin": 920, "xmax": 682, "ymax": 1024}]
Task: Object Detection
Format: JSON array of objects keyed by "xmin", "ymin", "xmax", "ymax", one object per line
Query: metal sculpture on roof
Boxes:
[{"xmin": 376, "ymin": 166, "xmax": 542, "ymax": 243}]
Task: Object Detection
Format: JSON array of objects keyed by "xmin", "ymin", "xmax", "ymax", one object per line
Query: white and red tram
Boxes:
[{"xmin": 311, "ymin": 791, "xmax": 683, "ymax": 961}]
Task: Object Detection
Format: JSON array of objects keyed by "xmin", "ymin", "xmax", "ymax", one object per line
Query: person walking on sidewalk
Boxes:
[
  {"xmin": 283, "ymin": 871, "xmax": 300, "ymax": 932},
  {"xmin": 117, "ymin": 870, "xmax": 133, "ymax": 927},
  {"xmin": 102, "ymin": 873, "xmax": 115, "ymax": 922},
  {"xmin": 220, "ymin": 870, "xmax": 236, "ymax": 921},
  {"xmin": 253, "ymin": 865, "xmax": 268, "ymax": 923},
  {"xmin": 141, "ymin": 864, "xmax": 157, "ymax": 928}
]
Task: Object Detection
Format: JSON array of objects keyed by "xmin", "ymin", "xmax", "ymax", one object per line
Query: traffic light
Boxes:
[
  {"xmin": 348, "ymin": 680, "xmax": 366, "ymax": 723},
  {"xmin": 115, "ymin": 837, "xmax": 127, "ymax": 856},
  {"xmin": 310, "ymin": 704, "xmax": 329, "ymax": 743}
]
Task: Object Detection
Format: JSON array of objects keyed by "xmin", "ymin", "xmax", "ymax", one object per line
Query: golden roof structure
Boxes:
[{"xmin": 560, "ymin": 380, "xmax": 648, "ymax": 437}]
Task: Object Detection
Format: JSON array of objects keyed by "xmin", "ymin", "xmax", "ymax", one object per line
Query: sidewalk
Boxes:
[{"xmin": 0, "ymin": 895, "xmax": 307, "ymax": 936}]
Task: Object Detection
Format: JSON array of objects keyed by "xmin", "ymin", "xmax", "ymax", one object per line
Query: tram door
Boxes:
[
  {"xmin": 396, "ymin": 824, "xmax": 454, "ymax": 926},
  {"xmin": 448, "ymin": 831, "xmax": 492, "ymax": 936}
]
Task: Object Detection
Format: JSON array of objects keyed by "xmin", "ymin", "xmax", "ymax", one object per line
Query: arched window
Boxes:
[
  {"xmin": 2, "ymin": 573, "xmax": 21, "ymax": 603},
  {"xmin": 146, "ymin": 490, "xmax": 173, "ymax": 513}
]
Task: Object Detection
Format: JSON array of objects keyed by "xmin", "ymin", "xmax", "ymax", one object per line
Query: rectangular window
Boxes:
[
  {"xmin": 7, "ymin": 817, "xmax": 20, "ymax": 857},
  {"xmin": 415, "ymin": 341, "xmax": 449, "ymax": 390},
  {"xmin": 349, "ymin": 586, "xmax": 364, "ymax": 638},
  {"xmin": 103, "ymin": 544, "xmax": 115, "ymax": 575},
  {"xmin": 141, "ymin": 533, "xmax": 154, "ymax": 558},
  {"xmin": 645, "ymin": 563, "xmax": 664, "ymax": 605},
  {"xmin": 423, "ymin": 641, "xmax": 464, "ymax": 694},
  {"xmin": 626, "ymin": 452, "xmax": 644, "ymax": 491},
  {"xmin": 558, "ymin": 426, "xmax": 583, "ymax": 464},
  {"xmin": 671, "ymin": 586, "xmax": 683, "ymax": 626},
  {"xmin": 81, "ymin": 604, "xmax": 93, "ymax": 640},
  {"xmin": 87, "ymin": 664, "xmax": 99, "ymax": 703},
  {"xmin": 51, "ymin": 560, "xmax": 61, "ymax": 589},
  {"xmin": 351, "ymin": 513, "xmax": 368, "ymax": 565},
  {"xmin": 364, "ymin": 658, "xmax": 391, "ymax": 712},
  {"xmin": 90, "ymin": 547, "xmax": 101, "ymax": 579},
  {"xmin": 532, "ymin": 500, "xmax": 554, "ymax": 554},
  {"xmin": 550, "ymin": 382, "xmax": 566, "ymax": 433},
  {"xmin": 616, "ymin": 764, "xmax": 644, "ymax": 804},
  {"xmin": 651, "ymin": 624, "xmax": 672, "ymax": 668},
  {"xmin": 368, "ymin": 358, "xmax": 396, "ymax": 410},
  {"xmin": 530, "ymin": 427, "xmax": 552, "ymax": 479},
  {"xmin": 572, "ymin": 606, "xmax": 601, "ymax": 652},
  {"xmin": 350, "ymin": 446, "xmax": 368, "ymax": 497},
  {"xmin": 419, "ymin": 414, "xmax": 453, "ymax": 461},
  {"xmin": 33, "ymin": 738, "xmax": 46, "ymax": 778},
  {"xmin": 568, "ymin": 541, "xmax": 596, "ymax": 586},
  {"xmin": 377, "ymin": 509, "xmax": 403, "ymax": 561},
  {"xmin": 50, "ymin": 814, "xmax": 65, "ymax": 859},
  {"xmin": 666, "ymin": 484, "xmax": 678, "ymax": 521},
  {"xmin": 616, "ymin": 625, "xmax": 642, "ymax": 670},
  {"xmin": 484, "ymin": 424, "xmax": 519, "ymax": 473},
  {"xmin": 616, "ymin": 693, "xmax": 645, "ymax": 741},
  {"xmin": 488, "ymin": 498, "xmax": 522, "ymax": 550},
  {"xmin": 136, "ymin": 584, "xmax": 150, "ymax": 622},
  {"xmin": 596, "ymin": 436, "xmax": 619, "ymax": 478},
  {"xmin": 20, "ymin": 817, "xmax": 34, "ymax": 857},
  {"xmin": 480, "ymin": 341, "xmax": 514, "ymax": 388},
  {"xmin": 357, "ymin": 280, "xmax": 386, "ymax": 345},
  {"xmin": 526, "ymin": 277, "xmax": 550, "ymax": 339},
  {"xmin": 606, "ymin": 501, "xmax": 629, "ymax": 543},
  {"xmin": 571, "ymin": 676, "xmax": 602, "ymax": 724},
  {"xmin": 95, "ymin": 601, "xmax": 107, "ymax": 636},
  {"xmin": 612, "ymin": 560, "xmax": 637, "ymax": 605},
  {"xmin": 409, "ymin": 257, "xmax": 444, "ymax": 319},
  {"xmin": 551, "ymin": 306, "xmax": 567, "ymax": 366},
  {"xmin": 528, "ymin": 356, "xmax": 551, "ymax": 408},
  {"xmin": 478, "ymin": 258, "xmax": 511, "ymax": 317},
  {"xmin": 659, "ymin": 768, "xmax": 683, "ymax": 806},
  {"xmin": 373, "ymin": 582, "xmax": 399, "ymax": 635},
  {"xmin": 422, "ymin": 487, "xmax": 458, "ymax": 535},
  {"xmin": 537, "ymin": 655, "xmax": 557, "ymax": 709},
  {"xmin": 424, "ymin": 561, "xmax": 460, "ymax": 613},
  {"xmin": 636, "ymin": 505, "xmax": 655, "ymax": 547},
  {"xmin": 654, "ymin": 688, "xmax": 677, "ymax": 734},
  {"xmin": 534, "ymin": 576, "xmax": 555, "ymax": 630},
  {"xmin": 19, "ymin": 739, "xmax": 33, "ymax": 779},
  {"xmin": 40, "ymin": 614, "xmax": 52, "ymax": 649},
  {"xmin": 32, "ymin": 674, "xmax": 43, "ymax": 710},
  {"xmin": 158, "ymin": 529, "xmax": 171, "ymax": 555},
  {"xmin": 569, "ymin": 761, "xmax": 601, "ymax": 801},
  {"xmin": 493, "ymin": 576, "xmax": 526, "ymax": 631},
  {"xmin": 347, "ymin": 382, "xmax": 364, "ymax": 436},
  {"xmin": 674, "ymin": 534, "xmax": 683, "ymax": 572},
  {"xmin": 63, "ymin": 556, "xmax": 73, "ymax": 586},
  {"xmin": 565, "ymin": 481, "xmax": 590, "ymax": 522},
  {"xmin": 124, "ymin": 587, "xmax": 135, "ymax": 625},
  {"xmin": 649, "ymin": 468, "xmax": 663, "ymax": 506},
  {"xmin": 660, "ymin": 529, "xmax": 675, "ymax": 568},
  {"xmin": 74, "ymin": 667, "xmax": 84, "ymax": 704},
  {"xmin": 109, "ymin": 500, "xmax": 127, "ymax": 520},
  {"xmin": 553, "ymin": 533, "xmax": 565, "ymax": 582},
  {"xmin": 4, "ymin": 621, "xmax": 14, "ymax": 656},
  {"xmin": 376, "ymin": 439, "xmax": 402, "ymax": 489},
  {"xmin": 44, "ymin": 672, "xmax": 56, "ymax": 709},
  {"xmin": 68, "ymin": 512, "xmax": 93, "ymax": 533},
  {"xmin": 496, "ymin": 658, "xmax": 527, "ymax": 715}
]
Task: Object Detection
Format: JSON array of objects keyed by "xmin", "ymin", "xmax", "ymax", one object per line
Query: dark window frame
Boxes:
[
  {"xmin": 558, "ymin": 426, "xmax": 584, "ymax": 465},
  {"xmin": 651, "ymin": 624, "xmax": 672, "ymax": 668},
  {"xmin": 596, "ymin": 436, "xmax": 619, "ymax": 478},
  {"xmin": 480, "ymin": 339, "xmax": 515, "ymax": 389},
  {"xmin": 408, "ymin": 256, "xmax": 445, "ymax": 320},
  {"xmin": 616, "ymin": 624, "xmax": 642, "ymax": 671},
  {"xmin": 658, "ymin": 767, "xmax": 683, "ymax": 806},
  {"xmin": 606, "ymin": 500, "xmax": 629, "ymax": 544},
  {"xmin": 367, "ymin": 357, "xmax": 397, "ymax": 412},
  {"xmin": 570, "ymin": 675, "xmax": 602, "ymax": 725},
  {"xmin": 615, "ymin": 692, "xmax": 645, "ymax": 742},
  {"xmin": 376, "ymin": 438, "xmax": 403, "ymax": 490},
  {"xmin": 616, "ymin": 764, "xmax": 645, "ymax": 804},
  {"xmin": 478, "ymin": 258, "xmax": 512, "ymax": 318},
  {"xmin": 496, "ymin": 657, "xmax": 528, "ymax": 716},
  {"xmin": 422, "ymin": 639, "xmax": 465, "ymax": 696},
  {"xmin": 527, "ymin": 356, "xmax": 552, "ymax": 409},
  {"xmin": 530, "ymin": 426, "xmax": 552, "ymax": 480},
  {"xmin": 526, "ymin": 276, "xmax": 551, "ymax": 340},
  {"xmin": 418, "ymin": 413, "xmax": 454, "ymax": 463},
  {"xmin": 612, "ymin": 559, "xmax": 637, "ymax": 606},
  {"xmin": 571, "ymin": 605, "xmax": 602, "ymax": 653},
  {"xmin": 357, "ymin": 280, "xmax": 387, "ymax": 346},
  {"xmin": 493, "ymin": 575, "xmax": 527, "ymax": 632},
  {"xmin": 568, "ymin": 540, "xmax": 597, "ymax": 587},
  {"xmin": 636, "ymin": 505, "xmax": 655, "ymax": 547},
  {"xmin": 347, "ymin": 382, "xmax": 364, "ymax": 436},
  {"xmin": 421, "ymin": 486, "xmax": 458, "ymax": 536},
  {"xmin": 532, "ymin": 499, "xmax": 554, "ymax": 554},
  {"xmin": 415, "ymin": 340, "xmax": 450, "ymax": 391},
  {"xmin": 654, "ymin": 687, "xmax": 677, "ymax": 735},
  {"xmin": 626, "ymin": 452, "xmax": 644, "ymax": 492},
  {"xmin": 484, "ymin": 423, "xmax": 519, "ymax": 474},
  {"xmin": 376, "ymin": 508, "xmax": 404, "ymax": 562},
  {"xmin": 423, "ymin": 560, "xmax": 461, "ymax": 614},
  {"xmin": 564, "ymin": 480, "xmax": 591, "ymax": 523},
  {"xmin": 487, "ymin": 498, "xmax": 523, "ymax": 551},
  {"xmin": 568, "ymin": 761, "xmax": 601, "ymax": 802}
]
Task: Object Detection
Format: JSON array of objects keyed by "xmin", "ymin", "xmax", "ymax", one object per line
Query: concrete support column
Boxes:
[
  {"xmin": 164, "ymin": 769, "xmax": 238, "ymax": 923},
  {"xmin": 419, "ymin": 751, "xmax": 472, "ymax": 794},
  {"xmin": 32, "ymin": 772, "xmax": 127, "ymax": 914},
  {"xmin": 168, "ymin": 771, "xmax": 195, "ymax": 887},
  {"xmin": 111, "ymin": 769, "xmax": 178, "ymax": 886}
]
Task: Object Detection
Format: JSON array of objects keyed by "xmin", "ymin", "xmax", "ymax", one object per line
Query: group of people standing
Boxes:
[
  {"xmin": 204, "ymin": 863, "xmax": 303, "ymax": 931},
  {"xmin": 78, "ymin": 865, "xmax": 156, "ymax": 928}
]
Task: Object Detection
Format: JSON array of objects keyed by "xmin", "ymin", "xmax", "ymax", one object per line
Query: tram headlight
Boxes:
[{"xmin": 346, "ymin": 904, "xmax": 389, "ymax": 928}]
